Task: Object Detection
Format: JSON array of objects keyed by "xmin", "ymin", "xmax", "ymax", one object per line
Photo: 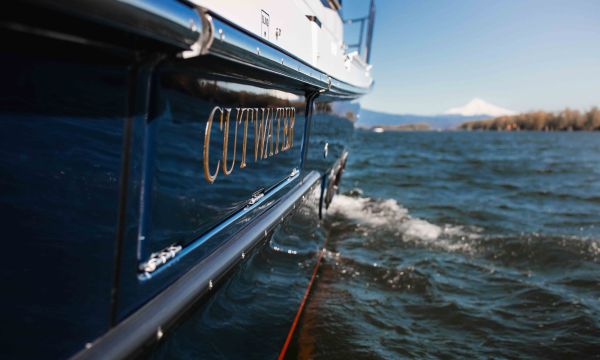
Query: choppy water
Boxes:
[
  {"xmin": 290, "ymin": 131, "xmax": 600, "ymax": 359},
  {"xmin": 154, "ymin": 131, "xmax": 600, "ymax": 359}
]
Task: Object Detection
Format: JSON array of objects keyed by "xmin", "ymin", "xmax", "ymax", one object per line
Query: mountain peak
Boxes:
[{"xmin": 445, "ymin": 98, "xmax": 515, "ymax": 117}]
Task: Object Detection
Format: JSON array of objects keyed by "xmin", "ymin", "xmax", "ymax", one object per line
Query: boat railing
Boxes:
[{"xmin": 343, "ymin": 0, "xmax": 376, "ymax": 64}]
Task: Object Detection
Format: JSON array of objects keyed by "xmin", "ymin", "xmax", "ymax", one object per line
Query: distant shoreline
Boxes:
[
  {"xmin": 459, "ymin": 107, "xmax": 600, "ymax": 131},
  {"xmin": 369, "ymin": 123, "xmax": 431, "ymax": 132}
]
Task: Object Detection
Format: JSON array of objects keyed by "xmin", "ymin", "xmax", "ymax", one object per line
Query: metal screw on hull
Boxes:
[{"xmin": 157, "ymin": 327, "xmax": 164, "ymax": 340}]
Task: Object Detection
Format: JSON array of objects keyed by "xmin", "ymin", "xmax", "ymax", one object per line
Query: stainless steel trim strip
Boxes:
[
  {"xmin": 71, "ymin": 171, "xmax": 322, "ymax": 360},
  {"xmin": 196, "ymin": 12, "xmax": 371, "ymax": 99}
]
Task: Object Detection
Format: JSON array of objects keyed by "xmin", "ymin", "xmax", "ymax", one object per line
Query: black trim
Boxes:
[
  {"xmin": 111, "ymin": 54, "xmax": 166, "ymax": 326},
  {"xmin": 110, "ymin": 63, "xmax": 137, "ymax": 327},
  {"xmin": 301, "ymin": 92, "xmax": 319, "ymax": 168},
  {"xmin": 306, "ymin": 15, "xmax": 322, "ymax": 28}
]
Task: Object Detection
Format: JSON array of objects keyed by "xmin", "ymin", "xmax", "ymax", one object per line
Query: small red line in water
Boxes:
[{"xmin": 277, "ymin": 247, "xmax": 325, "ymax": 360}]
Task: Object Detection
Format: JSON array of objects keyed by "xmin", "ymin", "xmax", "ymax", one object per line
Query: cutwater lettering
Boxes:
[{"xmin": 203, "ymin": 106, "xmax": 296, "ymax": 183}]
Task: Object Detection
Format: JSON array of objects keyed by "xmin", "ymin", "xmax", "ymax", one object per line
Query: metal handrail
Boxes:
[{"xmin": 343, "ymin": 0, "xmax": 375, "ymax": 63}]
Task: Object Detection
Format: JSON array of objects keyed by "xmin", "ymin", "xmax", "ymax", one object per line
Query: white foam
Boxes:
[
  {"xmin": 327, "ymin": 193, "xmax": 479, "ymax": 253},
  {"xmin": 327, "ymin": 194, "xmax": 407, "ymax": 226},
  {"xmin": 399, "ymin": 219, "xmax": 442, "ymax": 242}
]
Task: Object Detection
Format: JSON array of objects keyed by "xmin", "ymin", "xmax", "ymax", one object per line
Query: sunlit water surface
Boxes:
[
  {"xmin": 153, "ymin": 131, "xmax": 600, "ymax": 359},
  {"xmin": 289, "ymin": 131, "xmax": 600, "ymax": 359}
]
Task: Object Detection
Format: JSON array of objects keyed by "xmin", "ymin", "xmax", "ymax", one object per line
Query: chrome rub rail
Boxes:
[
  {"xmin": 71, "ymin": 171, "xmax": 321, "ymax": 360},
  {"xmin": 184, "ymin": 10, "xmax": 371, "ymax": 99}
]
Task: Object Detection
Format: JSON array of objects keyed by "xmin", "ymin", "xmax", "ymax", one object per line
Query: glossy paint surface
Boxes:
[
  {"xmin": 0, "ymin": 36, "xmax": 129, "ymax": 358},
  {"xmin": 115, "ymin": 59, "xmax": 308, "ymax": 319},
  {"xmin": 0, "ymin": 1, "xmax": 359, "ymax": 358},
  {"xmin": 143, "ymin": 74, "xmax": 305, "ymax": 257}
]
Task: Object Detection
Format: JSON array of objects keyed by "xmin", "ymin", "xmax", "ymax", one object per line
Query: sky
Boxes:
[{"xmin": 342, "ymin": 0, "xmax": 600, "ymax": 115}]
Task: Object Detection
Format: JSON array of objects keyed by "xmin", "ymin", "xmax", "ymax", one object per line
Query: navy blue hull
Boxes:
[{"xmin": 0, "ymin": 2, "xmax": 357, "ymax": 359}]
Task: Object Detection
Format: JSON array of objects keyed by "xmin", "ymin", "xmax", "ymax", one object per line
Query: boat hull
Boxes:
[{"xmin": 0, "ymin": 1, "xmax": 359, "ymax": 358}]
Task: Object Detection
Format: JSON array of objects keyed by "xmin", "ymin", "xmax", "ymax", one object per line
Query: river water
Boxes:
[
  {"xmin": 153, "ymin": 131, "xmax": 600, "ymax": 359},
  {"xmin": 290, "ymin": 131, "xmax": 600, "ymax": 358}
]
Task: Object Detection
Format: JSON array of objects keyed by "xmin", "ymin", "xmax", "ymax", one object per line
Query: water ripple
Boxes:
[{"xmin": 292, "ymin": 132, "xmax": 600, "ymax": 359}]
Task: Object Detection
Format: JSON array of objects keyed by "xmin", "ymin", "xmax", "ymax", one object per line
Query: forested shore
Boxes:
[{"xmin": 459, "ymin": 108, "xmax": 600, "ymax": 131}]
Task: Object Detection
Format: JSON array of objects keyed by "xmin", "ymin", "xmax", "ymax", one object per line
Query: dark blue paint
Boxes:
[
  {"xmin": 0, "ymin": 1, "xmax": 359, "ymax": 357},
  {"xmin": 115, "ymin": 62, "xmax": 309, "ymax": 320},
  {"xmin": 0, "ymin": 43, "xmax": 129, "ymax": 358}
]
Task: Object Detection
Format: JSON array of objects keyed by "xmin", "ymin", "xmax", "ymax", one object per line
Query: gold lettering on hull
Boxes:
[{"xmin": 203, "ymin": 106, "xmax": 297, "ymax": 184}]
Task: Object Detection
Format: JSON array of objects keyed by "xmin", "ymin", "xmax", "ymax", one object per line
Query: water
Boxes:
[
  {"xmin": 290, "ymin": 131, "xmax": 600, "ymax": 358},
  {"xmin": 153, "ymin": 131, "xmax": 600, "ymax": 359}
]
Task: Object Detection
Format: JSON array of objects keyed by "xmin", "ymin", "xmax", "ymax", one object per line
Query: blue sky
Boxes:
[{"xmin": 342, "ymin": 0, "xmax": 600, "ymax": 115}]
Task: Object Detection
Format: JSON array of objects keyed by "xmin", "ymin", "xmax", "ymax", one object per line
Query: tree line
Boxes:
[{"xmin": 459, "ymin": 107, "xmax": 600, "ymax": 131}]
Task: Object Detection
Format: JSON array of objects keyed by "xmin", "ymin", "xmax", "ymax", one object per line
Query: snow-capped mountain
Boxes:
[
  {"xmin": 357, "ymin": 98, "xmax": 517, "ymax": 130},
  {"xmin": 445, "ymin": 98, "xmax": 515, "ymax": 117}
]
